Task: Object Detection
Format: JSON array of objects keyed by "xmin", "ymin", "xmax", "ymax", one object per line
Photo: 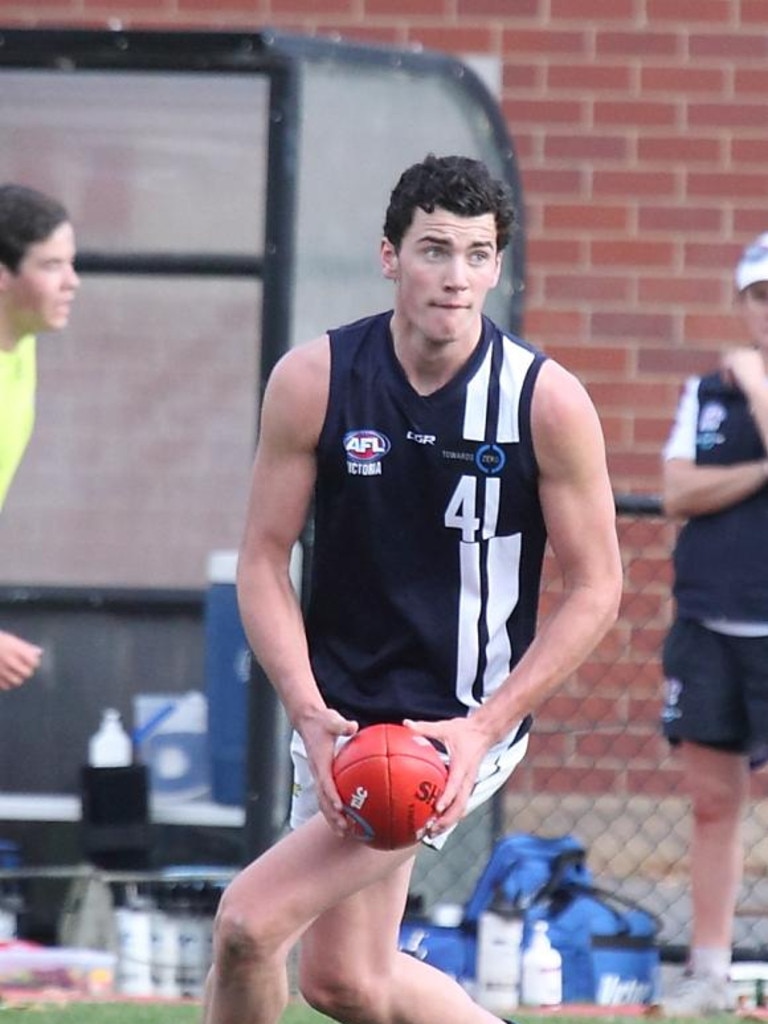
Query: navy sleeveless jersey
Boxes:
[
  {"xmin": 673, "ymin": 372, "xmax": 768, "ymax": 621},
  {"xmin": 306, "ymin": 311, "xmax": 548, "ymax": 727}
]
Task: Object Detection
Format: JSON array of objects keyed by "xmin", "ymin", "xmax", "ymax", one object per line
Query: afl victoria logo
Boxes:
[{"xmin": 343, "ymin": 429, "xmax": 391, "ymax": 463}]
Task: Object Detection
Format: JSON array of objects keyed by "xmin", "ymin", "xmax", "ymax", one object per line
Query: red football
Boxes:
[{"xmin": 332, "ymin": 723, "xmax": 448, "ymax": 850}]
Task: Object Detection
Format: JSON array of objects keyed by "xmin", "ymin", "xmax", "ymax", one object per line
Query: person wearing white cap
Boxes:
[{"xmin": 658, "ymin": 232, "xmax": 768, "ymax": 1015}]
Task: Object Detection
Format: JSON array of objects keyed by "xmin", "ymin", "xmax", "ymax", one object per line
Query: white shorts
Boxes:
[{"xmin": 289, "ymin": 723, "xmax": 529, "ymax": 851}]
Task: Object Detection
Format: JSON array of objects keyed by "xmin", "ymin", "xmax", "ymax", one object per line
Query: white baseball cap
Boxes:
[{"xmin": 735, "ymin": 232, "xmax": 768, "ymax": 292}]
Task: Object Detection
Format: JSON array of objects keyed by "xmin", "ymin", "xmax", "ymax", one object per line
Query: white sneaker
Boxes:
[{"xmin": 657, "ymin": 973, "xmax": 733, "ymax": 1016}]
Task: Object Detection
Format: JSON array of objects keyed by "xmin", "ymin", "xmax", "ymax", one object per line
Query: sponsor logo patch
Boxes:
[
  {"xmin": 406, "ymin": 430, "xmax": 436, "ymax": 445},
  {"xmin": 697, "ymin": 401, "xmax": 726, "ymax": 451},
  {"xmin": 475, "ymin": 443, "xmax": 506, "ymax": 475},
  {"xmin": 344, "ymin": 429, "xmax": 390, "ymax": 476}
]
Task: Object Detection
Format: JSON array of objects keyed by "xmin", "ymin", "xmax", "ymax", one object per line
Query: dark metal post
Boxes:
[{"xmin": 243, "ymin": 57, "xmax": 301, "ymax": 861}]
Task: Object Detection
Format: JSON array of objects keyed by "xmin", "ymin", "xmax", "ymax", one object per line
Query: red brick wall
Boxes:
[
  {"xmin": 4, "ymin": 0, "xmax": 765, "ymax": 496},
  {"xmin": 4, "ymin": 2, "xmax": 766, "ymax": 807}
]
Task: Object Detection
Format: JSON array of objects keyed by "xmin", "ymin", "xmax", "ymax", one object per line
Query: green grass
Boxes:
[
  {"xmin": 0, "ymin": 1004, "xmax": 740, "ymax": 1024},
  {"xmin": 0, "ymin": 1004, "xmax": 198, "ymax": 1023},
  {"xmin": 0, "ymin": 999, "xmax": 339, "ymax": 1023},
  {"xmin": 0, "ymin": 1001, "xmax": 334, "ymax": 1023}
]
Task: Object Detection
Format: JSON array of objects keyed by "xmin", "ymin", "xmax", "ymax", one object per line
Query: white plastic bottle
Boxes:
[
  {"xmin": 116, "ymin": 891, "xmax": 155, "ymax": 996},
  {"xmin": 89, "ymin": 708, "xmax": 132, "ymax": 768},
  {"xmin": 476, "ymin": 895, "xmax": 524, "ymax": 1014},
  {"xmin": 151, "ymin": 888, "xmax": 181, "ymax": 1000},
  {"xmin": 521, "ymin": 920, "xmax": 562, "ymax": 1007}
]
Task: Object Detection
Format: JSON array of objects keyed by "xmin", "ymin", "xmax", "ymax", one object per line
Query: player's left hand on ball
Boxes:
[{"xmin": 402, "ymin": 716, "xmax": 489, "ymax": 837}]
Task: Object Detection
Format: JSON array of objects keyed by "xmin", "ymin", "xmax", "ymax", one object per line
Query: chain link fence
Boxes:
[{"xmin": 411, "ymin": 495, "xmax": 768, "ymax": 961}]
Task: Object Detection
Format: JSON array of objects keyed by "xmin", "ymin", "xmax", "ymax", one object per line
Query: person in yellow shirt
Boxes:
[{"xmin": 0, "ymin": 184, "xmax": 79, "ymax": 689}]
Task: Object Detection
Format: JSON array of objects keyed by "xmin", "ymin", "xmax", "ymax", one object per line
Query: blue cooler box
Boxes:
[
  {"xmin": 205, "ymin": 551, "xmax": 252, "ymax": 806},
  {"xmin": 399, "ymin": 918, "xmax": 475, "ymax": 986}
]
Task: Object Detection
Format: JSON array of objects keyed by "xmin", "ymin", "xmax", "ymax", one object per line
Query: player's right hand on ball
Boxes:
[{"xmin": 298, "ymin": 707, "xmax": 358, "ymax": 835}]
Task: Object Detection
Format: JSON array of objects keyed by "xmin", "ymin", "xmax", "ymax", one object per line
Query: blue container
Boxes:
[
  {"xmin": 205, "ymin": 551, "xmax": 251, "ymax": 806},
  {"xmin": 0, "ymin": 840, "xmax": 19, "ymax": 869}
]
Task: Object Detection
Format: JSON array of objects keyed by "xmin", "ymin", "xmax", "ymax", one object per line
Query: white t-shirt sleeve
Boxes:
[{"xmin": 663, "ymin": 376, "xmax": 700, "ymax": 462}]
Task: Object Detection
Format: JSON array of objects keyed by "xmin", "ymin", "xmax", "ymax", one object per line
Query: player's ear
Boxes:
[
  {"xmin": 491, "ymin": 251, "xmax": 503, "ymax": 288},
  {"xmin": 381, "ymin": 237, "xmax": 399, "ymax": 281}
]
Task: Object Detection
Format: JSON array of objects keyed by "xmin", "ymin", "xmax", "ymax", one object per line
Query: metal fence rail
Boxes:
[{"xmin": 411, "ymin": 494, "xmax": 768, "ymax": 961}]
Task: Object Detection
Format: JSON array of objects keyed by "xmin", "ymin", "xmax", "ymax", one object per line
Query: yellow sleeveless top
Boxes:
[{"xmin": 0, "ymin": 334, "xmax": 36, "ymax": 511}]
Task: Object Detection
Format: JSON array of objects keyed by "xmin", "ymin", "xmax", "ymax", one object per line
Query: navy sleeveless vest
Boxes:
[
  {"xmin": 673, "ymin": 372, "xmax": 768, "ymax": 621},
  {"xmin": 306, "ymin": 311, "xmax": 547, "ymax": 726}
]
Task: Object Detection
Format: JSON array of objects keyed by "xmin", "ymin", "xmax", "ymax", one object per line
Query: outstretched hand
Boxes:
[
  {"xmin": 403, "ymin": 715, "xmax": 493, "ymax": 839},
  {"xmin": 0, "ymin": 630, "xmax": 42, "ymax": 690}
]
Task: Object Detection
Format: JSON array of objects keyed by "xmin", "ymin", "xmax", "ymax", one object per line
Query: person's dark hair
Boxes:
[
  {"xmin": 0, "ymin": 184, "xmax": 70, "ymax": 273},
  {"xmin": 383, "ymin": 154, "xmax": 516, "ymax": 252}
]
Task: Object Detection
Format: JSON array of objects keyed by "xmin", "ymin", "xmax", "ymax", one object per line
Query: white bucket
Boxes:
[
  {"xmin": 730, "ymin": 962, "xmax": 768, "ymax": 1009},
  {"xmin": 476, "ymin": 906, "xmax": 523, "ymax": 1014},
  {"xmin": 115, "ymin": 905, "xmax": 154, "ymax": 996}
]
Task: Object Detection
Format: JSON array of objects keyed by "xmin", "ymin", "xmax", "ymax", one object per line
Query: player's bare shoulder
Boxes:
[
  {"xmin": 533, "ymin": 358, "xmax": 594, "ymax": 421},
  {"xmin": 267, "ymin": 334, "xmax": 330, "ymax": 401},
  {"xmin": 531, "ymin": 358, "xmax": 606, "ymax": 470},
  {"xmin": 262, "ymin": 335, "xmax": 331, "ymax": 448}
]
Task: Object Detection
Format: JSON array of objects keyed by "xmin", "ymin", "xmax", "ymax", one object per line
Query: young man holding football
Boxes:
[
  {"xmin": 203, "ymin": 154, "xmax": 622, "ymax": 1024},
  {"xmin": 0, "ymin": 183, "xmax": 79, "ymax": 690}
]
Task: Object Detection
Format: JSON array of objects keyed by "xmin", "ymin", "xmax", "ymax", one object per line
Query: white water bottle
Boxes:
[
  {"xmin": 89, "ymin": 708, "xmax": 132, "ymax": 767},
  {"xmin": 521, "ymin": 920, "xmax": 562, "ymax": 1007},
  {"xmin": 151, "ymin": 900, "xmax": 181, "ymax": 1000},
  {"xmin": 476, "ymin": 895, "xmax": 523, "ymax": 1014},
  {"xmin": 116, "ymin": 896, "xmax": 154, "ymax": 996}
]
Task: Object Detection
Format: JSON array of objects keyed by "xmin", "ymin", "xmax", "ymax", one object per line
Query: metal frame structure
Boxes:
[
  {"xmin": 0, "ymin": 26, "xmax": 524, "ymax": 383},
  {"xmin": 0, "ymin": 27, "xmax": 526, "ymax": 860}
]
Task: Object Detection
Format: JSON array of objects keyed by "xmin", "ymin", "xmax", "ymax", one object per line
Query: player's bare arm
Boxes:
[
  {"xmin": 664, "ymin": 456, "xmax": 768, "ymax": 519},
  {"xmin": 409, "ymin": 360, "xmax": 622, "ymax": 831},
  {"xmin": 236, "ymin": 337, "xmax": 357, "ymax": 832},
  {"xmin": 499, "ymin": 360, "xmax": 622, "ymax": 716}
]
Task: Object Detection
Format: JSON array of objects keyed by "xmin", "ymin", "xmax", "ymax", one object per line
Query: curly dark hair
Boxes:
[
  {"xmin": 0, "ymin": 184, "xmax": 70, "ymax": 273},
  {"xmin": 383, "ymin": 154, "xmax": 516, "ymax": 253}
]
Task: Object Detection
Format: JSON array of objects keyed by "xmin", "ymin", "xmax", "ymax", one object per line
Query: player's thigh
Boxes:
[
  {"xmin": 218, "ymin": 813, "xmax": 415, "ymax": 943},
  {"xmin": 299, "ymin": 852, "xmax": 415, "ymax": 985}
]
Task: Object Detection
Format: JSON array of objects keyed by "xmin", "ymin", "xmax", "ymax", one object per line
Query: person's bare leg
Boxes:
[
  {"xmin": 201, "ymin": 815, "xmax": 416, "ymax": 1024},
  {"xmin": 661, "ymin": 742, "xmax": 748, "ymax": 1014},
  {"xmin": 300, "ymin": 857, "xmax": 509, "ymax": 1024},
  {"xmin": 683, "ymin": 742, "xmax": 747, "ymax": 952}
]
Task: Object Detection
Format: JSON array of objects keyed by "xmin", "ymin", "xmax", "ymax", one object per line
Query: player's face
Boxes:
[
  {"xmin": 0, "ymin": 222, "xmax": 79, "ymax": 339},
  {"xmin": 741, "ymin": 280, "xmax": 768, "ymax": 352},
  {"xmin": 382, "ymin": 207, "xmax": 502, "ymax": 347}
]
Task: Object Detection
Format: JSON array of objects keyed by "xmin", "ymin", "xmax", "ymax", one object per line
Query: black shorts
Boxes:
[{"xmin": 662, "ymin": 617, "xmax": 768, "ymax": 755}]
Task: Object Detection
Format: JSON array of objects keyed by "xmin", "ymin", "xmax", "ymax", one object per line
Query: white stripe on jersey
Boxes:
[
  {"xmin": 454, "ymin": 336, "xmax": 535, "ymax": 705},
  {"xmin": 455, "ymin": 531, "xmax": 522, "ymax": 706},
  {"xmin": 482, "ymin": 476, "xmax": 501, "ymax": 541},
  {"xmin": 463, "ymin": 342, "xmax": 493, "ymax": 440},
  {"xmin": 497, "ymin": 337, "xmax": 535, "ymax": 442},
  {"xmin": 484, "ymin": 532, "xmax": 521, "ymax": 689},
  {"xmin": 456, "ymin": 540, "xmax": 483, "ymax": 707},
  {"xmin": 462, "ymin": 334, "xmax": 535, "ymax": 442}
]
